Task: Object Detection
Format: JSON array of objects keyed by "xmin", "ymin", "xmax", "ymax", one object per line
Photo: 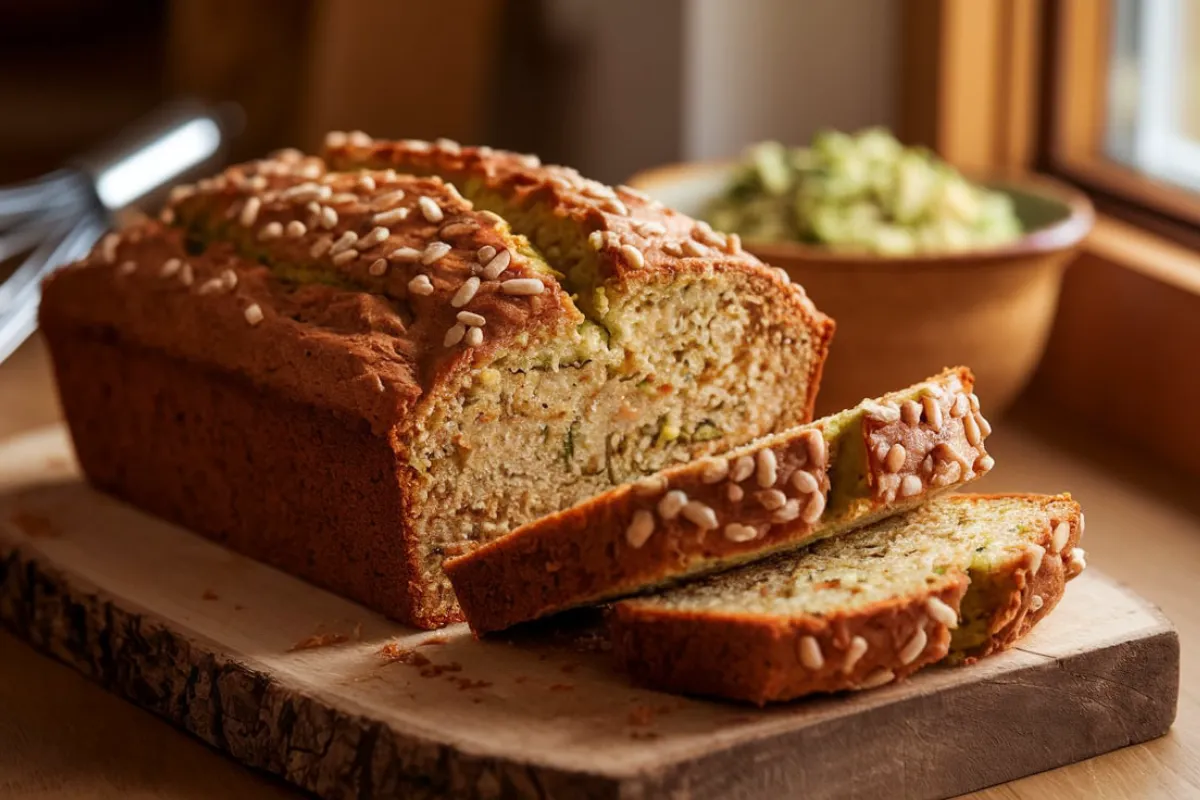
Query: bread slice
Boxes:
[
  {"xmin": 609, "ymin": 494, "xmax": 1086, "ymax": 705},
  {"xmin": 446, "ymin": 367, "xmax": 995, "ymax": 633}
]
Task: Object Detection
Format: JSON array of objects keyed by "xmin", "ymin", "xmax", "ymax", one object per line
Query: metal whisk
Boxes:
[{"xmin": 0, "ymin": 102, "xmax": 238, "ymax": 364}]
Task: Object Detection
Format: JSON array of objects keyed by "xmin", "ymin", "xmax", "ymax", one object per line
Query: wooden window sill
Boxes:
[{"xmin": 1029, "ymin": 214, "xmax": 1200, "ymax": 479}]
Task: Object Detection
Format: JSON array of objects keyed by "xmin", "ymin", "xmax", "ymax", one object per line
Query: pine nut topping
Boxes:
[
  {"xmin": 374, "ymin": 189, "xmax": 407, "ymax": 208},
  {"xmin": 976, "ymin": 412, "xmax": 992, "ymax": 437},
  {"xmin": 898, "ymin": 474, "xmax": 923, "ymax": 498},
  {"xmin": 368, "ymin": 258, "xmax": 388, "ymax": 276},
  {"xmin": 699, "ymin": 458, "xmax": 729, "ymax": 484},
  {"xmin": 723, "ymin": 523, "xmax": 758, "ymax": 542},
  {"xmin": 501, "ymin": 278, "xmax": 545, "ymax": 296},
  {"xmin": 1068, "ymin": 547, "xmax": 1087, "ymax": 577},
  {"xmin": 922, "ymin": 394, "xmax": 943, "ymax": 432},
  {"xmin": 422, "ymin": 241, "xmax": 452, "ymax": 264},
  {"xmin": 791, "ymin": 470, "xmax": 819, "ymax": 494},
  {"xmin": 773, "ymin": 498, "xmax": 802, "ymax": 523},
  {"xmin": 964, "ymin": 413, "xmax": 982, "ymax": 447},
  {"xmin": 356, "ymin": 226, "xmax": 390, "ymax": 250},
  {"xmin": 619, "ymin": 244, "xmax": 645, "ymax": 269},
  {"xmin": 635, "ymin": 221, "xmax": 667, "ymax": 237},
  {"xmin": 726, "ymin": 483, "xmax": 744, "ymax": 502},
  {"xmin": 357, "ymin": 175, "xmax": 376, "ymax": 191},
  {"xmin": 682, "ymin": 239, "xmax": 707, "ymax": 257},
  {"xmin": 625, "ymin": 510, "xmax": 656, "ymax": 548},
  {"xmin": 730, "ymin": 455, "xmax": 755, "ymax": 483},
  {"xmin": 633, "ymin": 475, "xmax": 668, "ymax": 497},
  {"xmin": 756, "ymin": 489, "xmax": 787, "ymax": 511},
  {"xmin": 951, "ymin": 393, "xmax": 969, "ymax": 418},
  {"xmin": 332, "ymin": 250, "xmax": 357, "ymax": 266},
  {"xmin": 159, "ymin": 207, "xmax": 176, "ymax": 224},
  {"xmin": 457, "ymin": 310, "xmax": 485, "ymax": 327},
  {"xmin": 662, "ymin": 241, "xmax": 683, "ymax": 257},
  {"xmin": 969, "ymin": 393, "xmax": 981, "ymax": 411},
  {"xmin": 477, "ymin": 245, "xmax": 497, "ymax": 263},
  {"xmin": 258, "ymin": 221, "xmax": 283, "ymax": 240},
  {"xmin": 899, "ymin": 626, "xmax": 928, "ymax": 665},
  {"xmin": 657, "ymin": 490, "xmax": 688, "ymax": 520},
  {"xmin": 372, "ymin": 207, "xmax": 409, "ymax": 226},
  {"xmin": 842, "ymin": 636, "xmax": 869, "ymax": 674},
  {"xmin": 178, "ymin": 263, "xmax": 193, "ymax": 285},
  {"xmin": 388, "ymin": 247, "xmax": 422, "ymax": 263},
  {"xmin": 244, "ymin": 303, "xmax": 264, "ymax": 326},
  {"xmin": 329, "ymin": 231, "xmax": 358, "ymax": 255},
  {"xmin": 320, "ymin": 206, "xmax": 338, "ymax": 229},
  {"xmin": 801, "ymin": 492, "xmax": 825, "ymax": 524},
  {"xmin": 281, "ymin": 183, "xmax": 329, "ymax": 203},
  {"xmin": 451, "ymin": 276, "xmax": 480, "ymax": 308},
  {"xmin": 440, "ymin": 222, "xmax": 477, "ymax": 238},
  {"xmin": 465, "ymin": 326, "xmax": 484, "ymax": 347},
  {"xmin": 1027, "ymin": 543, "xmax": 1045, "ymax": 574},
  {"xmin": 799, "ymin": 636, "xmax": 824, "ymax": 670},
  {"xmin": 117, "ymin": 260, "xmax": 137, "ymax": 275},
  {"xmin": 756, "ymin": 448, "xmax": 778, "ymax": 487},
  {"xmin": 900, "ymin": 400, "xmax": 922, "ymax": 426},
  {"xmin": 99, "ymin": 230, "xmax": 130, "ymax": 261},
  {"xmin": 681, "ymin": 500, "xmax": 718, "ymax": 530},
  {"xmin": 1051, "ymin": 521, "xmax": 1071, "ymax": 554},
  {"xmin": 286, "ymin": 220, "xmax": 307, "ymax": 238},
  {"xmin": 239, "ymin": 197, "xmax": 261, "ymax": 226},
  {"xmin": 444, "ymin": 323, "xmax": 466, "ymax": 347},
  {"xmin": 884, "ymin": 443, "xmax": 907, "ymax": 473},
  {"xmin": 1030, "ymin": 594, "xmax": 1046, "ymax": 612},
  {"xmin": 802, "ymin": 430, "xmax": 827, "ymax": 469},
  {"xmin": 925, "ymin": 597, "xmax": 958, "ymax": 628},
  {"xmin": 160, "ymin": 258, "xmax": 181, "ymax": 278},
  {"xmin": 418, "ymin": 196, "xmax": 444, "ymax": 222},
  {"xmin": 408, "ymin": 274, "xmax": 434, "ymax": 296},
  {"xmin": 481, "ymin": 248, "xmax": 511, "ymax": 280},
  {"xmin": 860, "ymin": 668, "xmax": 895, "ymax": 689},
  {"xmin": 310, "ymin": 236, "xmax": 333, "ymax": 258}
]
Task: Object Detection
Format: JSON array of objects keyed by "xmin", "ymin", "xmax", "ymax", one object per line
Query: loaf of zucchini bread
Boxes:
[
  {"xmin": 610, "ymin": 494, "xmax": 1086, "ymax": 704},
  {"xmin": 39, "ymin": 135, "xmax": 833, "ymax": 629},
  {"xmin": 447, "ymin": 367, "xmax": 995, "ymax": 633}
]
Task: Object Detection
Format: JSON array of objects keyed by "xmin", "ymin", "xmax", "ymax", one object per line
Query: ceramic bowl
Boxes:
[{"xmin": 627, "ymin": 161, "xmax": 1094, "ymax": 417}]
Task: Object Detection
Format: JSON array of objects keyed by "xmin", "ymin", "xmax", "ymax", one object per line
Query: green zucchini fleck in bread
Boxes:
[{"xmin": 609, "ymin": 494, "xmax": 1086, "ymax": 705}]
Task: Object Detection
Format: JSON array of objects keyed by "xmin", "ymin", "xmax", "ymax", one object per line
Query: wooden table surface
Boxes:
[{"xmin": 1, "ymin": 335, "xmax": 1197, "ymax": 799}]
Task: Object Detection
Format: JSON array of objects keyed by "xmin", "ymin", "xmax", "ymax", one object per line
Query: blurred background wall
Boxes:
[{"xmin": 0, "ymin": 0, "xmax": 898, "ymax": 185}]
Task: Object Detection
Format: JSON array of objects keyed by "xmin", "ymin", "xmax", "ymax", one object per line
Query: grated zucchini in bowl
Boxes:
[{"xmin": 704, "ymin": 128, "xmax": 1023, "ymax": 255}]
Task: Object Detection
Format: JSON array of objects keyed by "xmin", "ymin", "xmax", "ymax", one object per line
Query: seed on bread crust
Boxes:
[
  {"xmin": 859, "ymin": 668, "xmax": 896, "ymax": 690},
  {"xmin": 729, "ymin": 455, "xmax": 755, "ymax": 483},
  {"xmin": 1051, "ymin": 521, "xmax": 1070, "ymax": 554},
  {"xmin": 1030, "ymin": 594, "xmax": 1045, "ymax": 611},
  {"xmin": 755, "ymin": 448, "xmax": 778, "ymax": 487},
  {"xmin": 842, "ymin": 636, "xmax": 869, "ymax": 674},
  {"xmin": 1026, "ymin": 543, "xmax": 1045, "ymax": 574},
  {"xmin": 1067, "ymin": 547, "xmax": 1087, "ymax": 578},
  {"xmin": 798, "ymin": 636, "xmax": 824, "ymax": 670},
  {"xmin": 625, "ymin": 510, "xmax": 655, "ymax": 549},
  {"xmin": 681, "ymin": 500, "xmax": 718, "ymax": 531},
  {"xmin": 724, "ymin": 523, "xmax": 758, "ymax": 542},
  {"xmin": 658, "ymin": 490, "xmax": 688, "ymax": 520},
  {"xmin": 925, "ymin": 597, "xmax": 959, "ymax": 628},
  {"xmin": 791, "ymin": 469, "xmax": 819, "ymax": 494},
  {"xmin": 699, "ymin": 458, "xmax": 729, "ymax": 484},
  {"xmin": 800, "ymin": 492, "xmax": 825, "ymax": 524},
  {"xmin": 755, "ymin": 489, "xmax": 787, "ymax": 511},
  {"xmin": 899, "ymin": 626, "xmax": 928, "ymax": 665},
  {"xmin": 884, "ymin": 443, "xmax": 907, "ymax": 474},
  {"xmin": 922, "ymin": 394, "xmax": 943, "ymax": 432},
  {"xmin": 898, "ymin": 474, "xmax": 922, "ymax": 498},
  {"xmin": 774, "ymin": 498, "xmax": 803, "ymax": 523}
]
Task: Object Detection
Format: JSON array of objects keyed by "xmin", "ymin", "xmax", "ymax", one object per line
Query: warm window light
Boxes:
[{"xmin": 93, "ymin": 117, "xmax": 222, "ymax": 210}]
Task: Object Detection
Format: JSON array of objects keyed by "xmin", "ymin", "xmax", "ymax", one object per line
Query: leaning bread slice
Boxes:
[
  {"xmin": 609, "ymin": 493, "xmax": 1086, "ymax": 705},
  {"xmin": 446, "ymin": 367, "xmax": 994, "ymax": 633}
]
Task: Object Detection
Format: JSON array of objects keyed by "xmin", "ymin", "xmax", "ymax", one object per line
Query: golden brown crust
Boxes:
[
  {"xmin": 322, "ymin": 136, "xmax": 836, "ymax": 423},
  {"xmin": 609, "ymin": 578, "xmax": 968, "ymax": 706},
  {"xmin": 609, "ymin": 494, "xmax": 1084, "ymax": 704},
  {"xmin": 445, "ymin": 368, "xmax": 993, "ymax": 634}
]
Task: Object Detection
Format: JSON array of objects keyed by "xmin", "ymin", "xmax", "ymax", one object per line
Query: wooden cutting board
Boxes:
[{"xmin": 0, "ymin": 426, "xmax": 1179, "ymax": 800}]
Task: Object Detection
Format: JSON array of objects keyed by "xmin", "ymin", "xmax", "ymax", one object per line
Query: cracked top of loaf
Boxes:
[{"xmin": 40, "ymin": 135, "xmax": 832, "ymax": 435}]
